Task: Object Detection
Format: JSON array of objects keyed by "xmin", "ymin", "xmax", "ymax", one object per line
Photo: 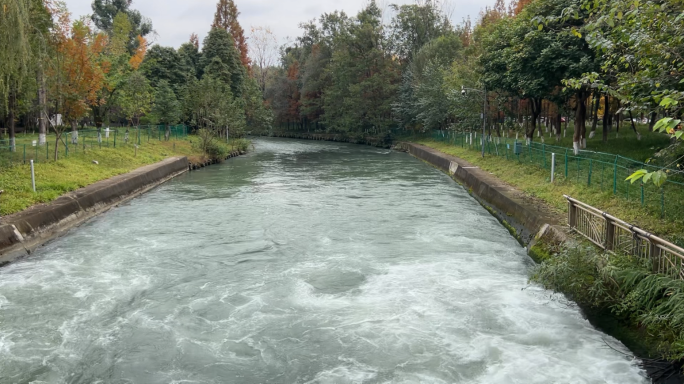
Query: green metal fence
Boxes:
[
  {"xmin": 0, "ymin": 125, "xmax": 189, "ymax": 169},
  {"xmin": 430, "ymin": 130, "xmax": 684, "ymax": 222}
]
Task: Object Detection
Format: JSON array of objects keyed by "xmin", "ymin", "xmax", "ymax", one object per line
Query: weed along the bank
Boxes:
[{"xmin": 3, "ymin": 0, "xmax": 684, "ymax": 382}]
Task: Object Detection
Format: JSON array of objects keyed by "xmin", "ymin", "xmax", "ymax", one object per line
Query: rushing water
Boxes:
[{"xmin": 0, "ymin": 138, "xmax": 646, "ymax": 384}]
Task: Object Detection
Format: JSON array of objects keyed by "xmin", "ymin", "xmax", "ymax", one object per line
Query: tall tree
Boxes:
[
  {"xmin": 0, "ymin": 0, "xmax": 49, "ymax": 150},
  {"xmin": 201, "ymin": 28, "xmax": 244, "ymax": 97},
  {"xmin": 49, "ymin": 14, "xmax": 106, "ymax": 158},
  {"xmin": 91, "ymin": 0, "xmax": 152, "ymax": 54},
  {"xmin": 212, "ymin": 0, "xmax": 250, "ymax": 69},
  {"xmin": 249, "ymin": 26, "xmax": 278, "ymax": 93},
  {"xmin": 151, "ymin": 80, "xmax": 180, "ymax": 140}
]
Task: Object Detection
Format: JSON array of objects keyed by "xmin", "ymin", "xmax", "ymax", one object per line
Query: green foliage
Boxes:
[
  {"xmin": 151, "ymin": 80, "xmax": 180, "ymax": 126},
  {"xmin": 388, "ymin": 1, "xmax": 452, "ymax": 63},
  {"xmin": 119, "ymin": 70, "xmax": 153, "ymax": 125},
  {"xmin": 141, "ymin": 46, "xmax": 187, "ymax": 92},
  {"xmin": 200, "ymin": 28, "xmax": 245, "ymax": 97},
  {"xmin": 532, "ymin": 245, "xmax": 684, "ymax": 360},
  {"xmin": 91, "ymin": 0, "xmax": 152, "ymax": 54}
]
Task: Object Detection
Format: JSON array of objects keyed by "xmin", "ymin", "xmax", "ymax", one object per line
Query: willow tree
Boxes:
[{"xmin": 0, "ymin": 0, "xmax": 42, "ymax": 150}]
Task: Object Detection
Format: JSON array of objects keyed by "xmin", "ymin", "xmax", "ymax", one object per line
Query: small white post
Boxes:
[
  {"xmin": 551, "ymin": 153, "xmax": 556, "ymax": 183},
  {"xmin": 30, "ymin": 160, "xmax": 36, "ymax": 192}
]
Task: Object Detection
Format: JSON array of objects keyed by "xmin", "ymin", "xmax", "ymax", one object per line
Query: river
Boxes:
[{"xmin": 0, "ymin": 138, "xmax": 647, "ymax": 383}]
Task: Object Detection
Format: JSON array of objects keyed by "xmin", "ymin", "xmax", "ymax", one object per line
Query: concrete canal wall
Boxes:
[
  {"xmin": 399, "ymin": 142, "xmax": 567, "ymax": 251},
  {"xmin": 0, "ymin": 157, "xmax": 189, "ymax": 265}
]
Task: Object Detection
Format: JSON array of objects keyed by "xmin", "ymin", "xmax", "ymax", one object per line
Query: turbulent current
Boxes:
[{"xmin": 0, "ymin": 138, "xmax": 647, "ymax": 383}]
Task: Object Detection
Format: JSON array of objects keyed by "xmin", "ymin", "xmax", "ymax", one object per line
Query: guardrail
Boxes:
[{"xmin": 565, "ymin": 195, "xmax": 684, "ymax": 279}]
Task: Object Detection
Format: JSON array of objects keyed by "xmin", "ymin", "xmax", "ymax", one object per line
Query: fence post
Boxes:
[
  {"xmin": 30, "ymin": 160, "xmax": 36, "ymax": 192},
  {"xmin": 588, "ymin": 159, "xmax": 593, "ymax": 186},
  {"xmin": 605, "ymin": 214, "xmax": 615, "ymax": 251},
  {"xmin": 613, "ymin": 157, "xmax": 618, "ymax": 195},
  {"xmin": 568, "ymin": 199, "xmax": 577, "ymax": 229},
  {"xmin": 551, "ymin": 153, "xmax": 556, "ymax": 183},
  {"xmin": 650, "ymin": 241, "xmax": 661, "ymax": 273},
  {"xmin": 23, "ymin": 144, "xmax": 26, "ymax": 164}
]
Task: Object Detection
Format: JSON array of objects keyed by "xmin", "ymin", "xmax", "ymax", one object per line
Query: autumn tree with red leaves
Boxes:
[{"xmin": 212, "ymin": 0, "xmax": 250, "ymax": 69}]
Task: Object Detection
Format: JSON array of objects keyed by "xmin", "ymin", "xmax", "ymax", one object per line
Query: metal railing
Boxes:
[{"xmin": 565, "ymin": 195, "xmax": 684, "ymax": 279}]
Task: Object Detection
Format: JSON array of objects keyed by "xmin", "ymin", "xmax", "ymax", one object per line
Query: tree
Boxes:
[
  {"xmin": 88, "ymin": 12, "xmax": 135, "ymax": 137},
  {"xmin": 0, "ymin": 0, "xmax": 50, "ymax": 150},
  {"xmin": 389, "ymin": 1, "xmax": 452, "ymax": 63},
  {"xmin": 249, "ymin": 26, "xmax": 278, "ymax": 93},
  {"xmin": 178, "ymin": 39, "xmax": 201, "ymax": 80},
  {"xmin": 200, "ymin": 27, "xmax": 244, "ymax": 97},
  {"xmin": 481, "ymin": 0, "xmax": 597, "ymax": 151},
  {"xmin": 91, "ymin": 0, "xmax": 152, "ymax": 54},
  {"xmin": 212, "ymin": 0, "xmax": 249, "ymax": 69},
  {"xmin": 48, "ymin": 12, "xmax": 106, "ymax": 159},
  {"xmin": 151, "ymin": 80, "xmax": 180, "ymax": 140},
  {"xmin": 119, "ymin": 70, "xmax": 152, "ymax": 127},
  {"xmin": 141, "ymin": 45, "xmax": 187, "ymax": 92},
  {"xmin": 322, "ymin": 1, "xmax": 400, "ymax": 133}
]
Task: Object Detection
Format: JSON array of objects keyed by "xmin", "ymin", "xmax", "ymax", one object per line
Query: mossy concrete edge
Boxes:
[
  {"xmin": 0, "ymin": 156, "xmax": 189, "ymax": 265},
  {"xmin": 399, "ymin": 142, "xmax": 568, "ymax": 253}
]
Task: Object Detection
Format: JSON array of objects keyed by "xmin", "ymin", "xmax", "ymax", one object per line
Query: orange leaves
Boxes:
[
  {"xmin": 50, "ymin": 18, "xmax": 107, "ymax": 122},
  {"xmin": 129, "ymin": 35, "xmax": 147, "ymax": 70}
]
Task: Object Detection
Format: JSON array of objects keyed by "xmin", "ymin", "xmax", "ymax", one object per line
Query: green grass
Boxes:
[
  {"xmin": 414, "ymin": 138, "xmax": 684, "ymax": 246},
  {"xmin": 0, "ymin": 134, "xmax": 242, "ymax": 216}
]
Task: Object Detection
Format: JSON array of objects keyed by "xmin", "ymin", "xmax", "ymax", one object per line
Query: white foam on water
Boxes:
[{"xmin": 0, "ymin": 138, "xmax": 649, "ymax": 383}]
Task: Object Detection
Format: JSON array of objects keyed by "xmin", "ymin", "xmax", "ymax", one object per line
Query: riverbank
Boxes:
[
  {"xmin": 402, "ymin": 140, "xmax": 684, "ymax": 382},
  {"xmin": 0, "ymin": 140, "xmax": 249, "ymax": 264},
  {"xmin": 256, "ymin": 130, "xmax": 394, "ymax": 148},
  {"xmin": 0, "ymin": 138, "xmax": 249, "ymax": 216}
]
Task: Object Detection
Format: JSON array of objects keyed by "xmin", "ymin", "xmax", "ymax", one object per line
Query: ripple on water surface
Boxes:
[{"xmin": 0, "ymin": 138, "xmax": 647, "ymax": 383}]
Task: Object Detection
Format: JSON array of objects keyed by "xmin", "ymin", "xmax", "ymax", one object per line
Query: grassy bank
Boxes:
[
  {"xmin": 411, "ymin": 133, "xmax": 684, "ymax": 371},
  {"xmin": 532, "ymin": 245, "xmax": 684, "ymax": 368},
  {"xmin": 0, "ymin": 136, "xmax": 247, "ymax": 216},
  {"xmin": 413, "ymin": 137, "xmax": 684, "ymax": 246}
]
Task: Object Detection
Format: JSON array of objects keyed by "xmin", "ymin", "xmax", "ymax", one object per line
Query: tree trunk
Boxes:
[
  {"xmin": 589, "ymin": 93, "xmax": 599, "ymax": 138},
  {"xmin": 628, "ymin": 109, "xmax": 641, "ymax": 140},
  {"xmin": 38, "ymin": 70, "xmax": 48, "ymax": 145},
  {"xmin": 526, "ymin": 98, "xmax": 542, "ymax": 143},
  {"xmin": 165, "ymin": 124, "xmax": 170, "ymax": 141},
  {"xmin": 71, "ymin": 120, "xmax": 79, "ymax": 144},
  {"xmin": 573, "ymin": 91, "xmax": 588, "ymax": 154},
  {"xmin": 54, "ymin": 133, "xmax": 60, "ymax": 161},
  {"xmin": 616, "ymin": 100, "xmax": 621, "ymax": 135},
  {"xmin": 649, "ymin": 111, "xmax": 657, "ymax": 131},
  {"xmin": 555, "ymin": 112, "xmax": 562, "ymax": 141},
  {"xmin": 8, "ymin": 91, "xmax": 16, "ymax": 152},
  {"xmin": 602, "ymin": 94, "xmax": 610, "ymax": 143}
]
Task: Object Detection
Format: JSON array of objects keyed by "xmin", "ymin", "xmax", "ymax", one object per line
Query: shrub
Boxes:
[{"xmin": 531, "ymin": 245, "xmax": 684, "ymax": 362}]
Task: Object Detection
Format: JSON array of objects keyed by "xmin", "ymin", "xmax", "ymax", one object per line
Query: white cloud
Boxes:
[{"xmin": 63, "ymin": 0, "xmax": 495, "ymax": 49}]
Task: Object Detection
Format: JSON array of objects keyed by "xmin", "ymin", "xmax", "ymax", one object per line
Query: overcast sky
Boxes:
[{"xmin": 63, "ymin": 0, "xmax": 496, "ymax": 49}]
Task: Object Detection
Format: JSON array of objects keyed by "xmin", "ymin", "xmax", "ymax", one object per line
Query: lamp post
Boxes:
[{"xmin": 461, "ymin": 85, "xmax": 487, "ymax": 158}]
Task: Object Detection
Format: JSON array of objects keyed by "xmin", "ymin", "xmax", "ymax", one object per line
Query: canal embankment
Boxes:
[
  {"xmin": 398, "ymin": 142, "xmax": 568, "ymax": 254},
  {"xmin": 0, "ymin": 157, "xmax": 189, "ymax": 264},
  {"xmin": 399, "ymin": 141, "xmax": 684, "ymax": 383}
]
